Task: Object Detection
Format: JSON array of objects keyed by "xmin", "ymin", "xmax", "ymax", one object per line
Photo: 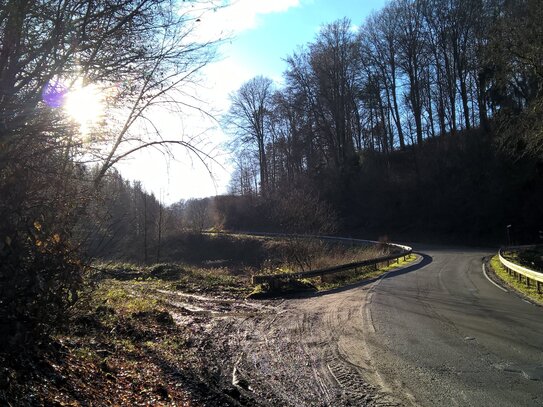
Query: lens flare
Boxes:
[{"xmin": 42, "ymin": 80, "xmax": 67, "ymax": 108}]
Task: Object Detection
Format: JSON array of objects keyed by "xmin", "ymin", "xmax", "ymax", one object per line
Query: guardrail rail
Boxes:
[
  {"xmin": 249, "ymin": 234, "xmax": 412, "ymax": 287},
  {"xmin": 498, "ymin": 247, "xmax": 543, "ymax": 293}
]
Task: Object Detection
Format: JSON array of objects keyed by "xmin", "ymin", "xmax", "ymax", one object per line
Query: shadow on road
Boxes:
[{"xmin": 381, "ymin": 252, "xmax": 432, "ymax": 281}]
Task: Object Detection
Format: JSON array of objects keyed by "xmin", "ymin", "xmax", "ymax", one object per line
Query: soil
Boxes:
[{"xmin": 144, "ymin": 284, "xmax": 399, "ymax": 406}]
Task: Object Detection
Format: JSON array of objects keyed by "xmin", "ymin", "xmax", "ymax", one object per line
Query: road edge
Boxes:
[
  {"xmin": 357, "ymin": 254, "xmax": 424, "ymax": 407},
  {"xmin": 482, "ymin": 260, "xmax": 508, "ymax": 292},
  {"xmin": 484, "ymin": 256, "xmax": 542, "ymax": 307}
]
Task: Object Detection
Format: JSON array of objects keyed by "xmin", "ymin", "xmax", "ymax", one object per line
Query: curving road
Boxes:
[
  {"xmin": 361, "ymin": 245, "xmax": 543, "ymax": 406},
  {"xmin": 231, "ymin": 245, "xmax": 543, "ymax": 406}
]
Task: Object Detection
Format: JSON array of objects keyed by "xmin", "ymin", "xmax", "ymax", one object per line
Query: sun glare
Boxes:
[{"xmin": 64, "ymin": 80, "xmax": 105, "ymax": 132}]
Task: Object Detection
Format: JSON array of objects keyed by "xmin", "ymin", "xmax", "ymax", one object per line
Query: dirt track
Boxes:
[
  {"xmin": 227, "ymin": 288, "xmax": 403, "ymax": 407},
  {"xmin": 158, "ymin": 268, "xmax": 409, "ymax": 406}
]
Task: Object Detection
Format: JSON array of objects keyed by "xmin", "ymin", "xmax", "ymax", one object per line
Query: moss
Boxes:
[{"xmin": 248, "ymin": 284, "xmax": 266, "ymax": 297}]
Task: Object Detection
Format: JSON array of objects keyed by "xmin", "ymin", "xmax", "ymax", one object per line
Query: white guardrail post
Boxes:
[{"xmin": 498, "ymin": 247, "xmax": 543, "ymax": 294}]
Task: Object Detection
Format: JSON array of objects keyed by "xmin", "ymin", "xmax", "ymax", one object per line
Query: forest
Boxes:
[
  {"xmin": 222, "ymin": 0, "xmax": 542, "ymax": 244},
  {"xmin": 0, "ymin": 0, "xmax": 542, "ymax": 403}
]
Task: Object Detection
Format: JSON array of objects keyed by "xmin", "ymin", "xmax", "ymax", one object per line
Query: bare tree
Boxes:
[
  {"xmin": 227, "ymin": 76, "xmax": 274, "ymax": 194},
  {"xmin": 228, "ymin": 151, "xmax": 260, "ymax": 196},
  {"xmin": 184, "ymin": 198, "xmax": 211, "ymax": 232},
  {"xmin": 394, "ymin": 0, "xmax": 429, "ymax": 146},
  {"xmin": 92, "ymin": 2, "xmax": 223, "ymax": 185},
  {"xmin": 361, "ymin": 8, "xmax": 406, "ymax": 149},
  {"xmin": 308, "ymin": 18, "xmax": 361, "ymax": 167},
  {"xmin": 0, "ymin": 0, "xmax": 225, "ymax": 346}
]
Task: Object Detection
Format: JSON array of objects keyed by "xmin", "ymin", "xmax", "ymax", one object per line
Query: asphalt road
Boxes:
[
  {"xmin": 361, "ymin": 245, "xmax": 543, "ymax": 406},
  {"xmin": 231, "ymin": 245, "xmax": 543, "ymax": 406}
]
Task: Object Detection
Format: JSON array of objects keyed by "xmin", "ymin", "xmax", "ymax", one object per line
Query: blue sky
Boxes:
[
  {"xmin": 117, "ymin": 0, "xmax": 388, "ymax": 204},
  {"xmin": 228, "ymin": 0, "xmax": 386, "ymax": 81}
]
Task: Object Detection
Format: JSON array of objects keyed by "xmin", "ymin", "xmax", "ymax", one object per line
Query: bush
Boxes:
[{"xmin": 0, "ymin": 222, "xmax": 82, "ymax": 350}]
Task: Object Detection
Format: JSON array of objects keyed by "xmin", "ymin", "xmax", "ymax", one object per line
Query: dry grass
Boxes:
[{"xmin": 261, "ymin": 238, "xmax": 392, "ymax": 275}]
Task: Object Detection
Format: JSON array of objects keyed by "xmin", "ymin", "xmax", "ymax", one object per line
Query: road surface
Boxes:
[{"xmin": 230, "ymin": 245, "xmax": 543, "ymax": 406}]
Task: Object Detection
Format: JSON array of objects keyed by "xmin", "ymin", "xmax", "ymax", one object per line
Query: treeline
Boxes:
[
  {"xmin": 71, "ymin": 170, "xmax": 220, "ymax": 263},
  {"xmin": 224, "ymin": 0, "xmax": 543, "ymax": 243}
]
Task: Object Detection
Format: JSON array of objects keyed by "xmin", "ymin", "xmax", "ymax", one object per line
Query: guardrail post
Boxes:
[
  {"xmin": 499, "ymin": 247, "xmax": 542, "ymax": 294},
  {"xmin": 249, "ymin": 236, "xmax": 412, "ymax": 287}
]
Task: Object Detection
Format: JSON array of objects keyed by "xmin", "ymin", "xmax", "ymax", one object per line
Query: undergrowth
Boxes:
[{"xmin": 501, "ymin": 246, "xmax": 543, "ymax": 272}]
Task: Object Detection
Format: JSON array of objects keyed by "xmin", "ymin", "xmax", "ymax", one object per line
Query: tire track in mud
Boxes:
[
  {"xmin": 152, "ymin": 284, "xmax": 403, "ymax": 406},
  {"xmin": 227, "ymin": 288, "xmax": 404, "ymax": 406}
]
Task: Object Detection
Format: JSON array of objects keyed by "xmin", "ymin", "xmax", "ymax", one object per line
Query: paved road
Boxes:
[
  {"xmin": 362, "ymin": 245, "xmax": 543, "ymax": 406},
  {"xmin": 231, "ymin": 246, "xmax": 543, "ymax": 406}
]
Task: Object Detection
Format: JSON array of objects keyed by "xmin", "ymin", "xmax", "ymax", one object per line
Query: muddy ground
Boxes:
[{"xmin": 156, "ymin": 283, "xmax": 404, "ymax": 406}]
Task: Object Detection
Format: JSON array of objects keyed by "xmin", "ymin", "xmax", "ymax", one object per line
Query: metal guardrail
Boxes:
[
  {"xmin": 249, "ymin": 234, "xmax": 412, "ymax": 286},
  {"xmin": 498, "ymin": 247, "xmax": 543, "ymax": 293}
]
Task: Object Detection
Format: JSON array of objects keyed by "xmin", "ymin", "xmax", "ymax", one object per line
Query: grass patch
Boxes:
[
  {"xmin": 250, "ymin": 254, "xmax": 418, "ymax": 296},
  {"xmin": 94, "ymin": 281, "xmax": 158, "ymax": 314},
  {"xmin": 489, "ymin": 255, "xmax": 543, "ymax": 305},
  {"xmin": 93, "ymin": 261, "xmax": 251, "ymax": 297}
]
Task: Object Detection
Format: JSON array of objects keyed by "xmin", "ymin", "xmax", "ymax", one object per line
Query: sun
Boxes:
[{"xmin": 64, "ymin": 79, "xmax": 105, "ymax": 131}]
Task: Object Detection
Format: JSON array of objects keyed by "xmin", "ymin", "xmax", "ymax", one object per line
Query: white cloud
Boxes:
[
  {"xmin": 219, "ymin": 0, "xmax": 300, "ymax": 32},
  {"xmin": 191, "ymin": 0, "xmax": 301, "ymax": 41},
  {"xmin": 201, "ymin": 56, "xmax": 253, "ymax": 110}
]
